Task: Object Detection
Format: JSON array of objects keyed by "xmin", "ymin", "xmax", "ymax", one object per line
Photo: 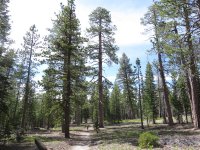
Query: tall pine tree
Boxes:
[
  {"xmin": 46, "ymin": 0, "xmax": 85, "ymax": 138},
  {"xmin": 86, "ymin": 7, "xmax": 118, "ymax": 127}
]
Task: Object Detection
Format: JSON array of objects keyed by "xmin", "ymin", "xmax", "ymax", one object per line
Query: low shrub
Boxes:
[{"xmin": 138, "ymin": 131, "xmax": 159, "ymax": 148}]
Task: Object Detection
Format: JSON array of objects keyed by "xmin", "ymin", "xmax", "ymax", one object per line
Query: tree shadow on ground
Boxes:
[
  {"xmin": 90, "ymin": 123, "xmax": 199, "ymax": 148},
  {"xmin": 69, "ymin": 130, "xmax": 92, "ymax": 147},
  {"xmin": 0, "ymin": 143, "xmax": 35, "ymax": 150}
]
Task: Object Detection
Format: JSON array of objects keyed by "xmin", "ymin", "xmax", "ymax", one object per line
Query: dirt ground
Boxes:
[{"xmin": 1, "ymin": 123, "xmax": 200, "ymax": 150}]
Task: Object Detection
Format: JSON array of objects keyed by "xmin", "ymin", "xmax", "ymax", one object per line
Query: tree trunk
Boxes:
[
  {"xmin": 13, "ymin": 83, "xmax": 21, "ymax": 120},
  {"xmin": 63, "ymin": 3, "xmax": 73, "ymax": 138},
  {"xmin": 75, "ymin": 104, "xmax": 81, "ymax": 126},
  {"xmin": 98, "ymin": 20, "xmax": 104, "ymax": 128},
  {"xmin": 21, "ymin": 32, "xmax": 34, "ymax": 129},
  {"xmin": 152, "ymin": 7, "xmax": 173, "ymax": 126},
  {"xmin": 185, "ymin": 110, "xmax": 188, "ymax": 123},
  {"xmin": 137, "ymin": 68, "xmax": 144, "ymax": 129},
  {"xmin": 157, "ymin": 52, "xmax": 173, "ymax": 126},
  {"xmin": 183, "ymin": 1, "xmax": 200, "ymax": 128}
]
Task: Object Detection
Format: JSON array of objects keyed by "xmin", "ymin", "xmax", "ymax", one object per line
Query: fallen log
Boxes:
[{"xmin": 35, "ymin": 138, "xmax": 48, "ymax": 150}]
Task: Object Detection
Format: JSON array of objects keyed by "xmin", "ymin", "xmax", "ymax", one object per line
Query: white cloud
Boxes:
[
  {"xmin": 112, "ymin": 9, "xmax": 149, "ymax": 46},
  {"xmin": 8, "ymin": 0, "xmax": 152, "ymax": 83}
]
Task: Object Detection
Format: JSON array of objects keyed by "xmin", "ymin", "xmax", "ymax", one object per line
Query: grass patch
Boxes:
[
  {"xmin": 92, "ymin": 125, "xmax": 143, "ymax": 148},
  {"xmin": 98, "ymin": 143, "xmax": 138, "ymax": 150},
  {"xmin": 122, "ymin": 119, "xmax": 141, "ymax": 123}
]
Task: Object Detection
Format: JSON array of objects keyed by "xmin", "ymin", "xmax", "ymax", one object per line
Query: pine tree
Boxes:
[
  {"xmin": 0, "ymin": 0, "xmax": 11, "ymax": 115},
  {"xmin": 177, "ymin": 76, "xmax": 190, "ymax": 123},
  {"xmin": 116, "ymin": 53, "xmax": 136, "ymax": 118},
  {"xmin": 46, "ymin": 0, "xmax": 85, "ymax": 138},
  {"xmin": 110, "ymin": 84, "xmax": 121, "ymax": 124},
  {"xmin": 141, "ymin": 2, "xmax": 174, "ymax": 126},
  {"xmin": 135, "ymin": 58, "xmax": 144, "ymax": 128},
  {"xmin": 144, "ymin": 62, "xmax": 157, "ymax": 125},
  {"xmin": 86, "ymin": 7, "xmax": 118, "ymax": 127},
  {"xmin": 20, "ymin": 25, "xmax": 40, "ymax": 129}
]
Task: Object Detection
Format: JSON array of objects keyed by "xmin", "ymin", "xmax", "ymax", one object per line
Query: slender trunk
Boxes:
[
  {"xmin": 75, "ymin": 104, "xmax": 81, "ymax": 126},
  {"xmin": 98, "ymin": 19, "xmax": 104, "ymax": 128},
  {"xmin": 125, "ymin": 72, "xmax": 135, "ymax": 118},
  {"xmin": 158, "ymin": 74, "xmax": 162, "ymax": 118},
  {"xmin": 183, "ymin": 2, "xmax": 200, "ymax": 128},
  {"xmin": 152, "ymin": 8, "xmax": 173, "ymax": 126},
  {"xmin": 13, "ymin": 81, "xmax": 21, "ymax": 120},
  {"xmin": 162, "ymin": 94, "xmax": 167, "ymax": 124},
  {"xmin": 138, "ymin": 69, "xmax": 144, "ymax": 129},
  {"xmin": 21, "ymin": 32, "xmax": 34, "ymax": 129}
]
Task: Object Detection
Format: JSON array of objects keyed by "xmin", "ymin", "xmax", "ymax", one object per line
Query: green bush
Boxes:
[{"xmin": 138, "ymin": 132, "xmax": 159, "ymax": 148}]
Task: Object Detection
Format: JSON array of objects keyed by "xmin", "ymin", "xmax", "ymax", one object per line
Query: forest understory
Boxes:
[{"xmin": 1, "ymin": 120, "xmax": 200, "ymax": 150}]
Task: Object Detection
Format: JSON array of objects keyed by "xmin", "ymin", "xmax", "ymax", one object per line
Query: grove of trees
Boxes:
[{"xmin": 0, "ymin": 0, "xmax": 200, "ymax": 141}]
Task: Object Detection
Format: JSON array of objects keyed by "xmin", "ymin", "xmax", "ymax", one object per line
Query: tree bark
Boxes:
[
  {"xmin": 137, "ymin": 66, "xmax": 144, "ymax": 128},
  {"xmin": 157, "ymin": 52, "xmax": 173, "ymax": 126},
  {"xmin": 183, "ymin": 2, "xmax": 200, "ymax": 128},
  {"xmin": 98, "ymin": 25, "xmax": 104, "ymax": 128},
  {"xmin": 152, "ymin": 7, "xmax": 173, "ymax": 126},
  {"xmin": 21, "ymin": 31, "xmax": 34, "ymax": 129},
  {"xmin": 63, "ymin": 3, "xmax": 73, "ymax": 138}
]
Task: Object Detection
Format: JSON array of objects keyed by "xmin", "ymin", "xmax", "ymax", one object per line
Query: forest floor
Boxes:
[{"xmin": 1, "ymin": 121, "xmax": 200, "ymax": 149}]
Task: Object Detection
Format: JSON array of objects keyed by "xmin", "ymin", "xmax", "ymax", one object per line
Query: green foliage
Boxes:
[
  {"xmin": 110, "ymin": 84, "xmax": 121, "ymax": 123},
  {"xmin": 0, "ymin": 0, "xmax": 10, "ymax": 44},
  {"xmin": 138, "ymin": 132, "xmax": 159, "ymax": 148},
  {"xmin": 143, "ymin": 62, "xmax": 157, "ymax": 123},
  {"xmin": 87, "ymin": 7, "xmax": 118, "ymax": 65},
  {"xmin": 116, "ymin": 53, "xmax": 136, "ymax": 118}
]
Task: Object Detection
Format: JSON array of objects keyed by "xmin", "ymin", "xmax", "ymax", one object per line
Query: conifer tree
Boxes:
[
  {"xmin": 144, "ymin": 62, "xmax": 157, "ymax": 125},
  {"xmin": 87, "ymin": 7, "xmax": 118, "ymax": 127},
  {"xmin": 46, "ymin": 0, "xmax": 86, "ymax": 138},
  {"xmin": 116, "ymin": 53, "xmax": 136, "ymax": 118},
  {"xmin": 0, "ymin": 0, "xmax": 11, "ymax": 115},
  {"xmin": 20, "ymin": 25, "xmax": 40, "ymax": 129},
  {"xmin": 141, "ymin": 2, "xmax": 174, "ymax": 126},
  {"xmin": 135, "ymin": 58, "xmax": 144, "ymax": 128},
  {"xmin": 110, "ymin": 84, "xmax": 121, "ymax": 124}
]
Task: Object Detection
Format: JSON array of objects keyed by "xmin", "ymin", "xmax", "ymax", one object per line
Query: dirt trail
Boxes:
[{"xmin": 70, "ymin": 129, "xmax": 92, "ymax": 150}]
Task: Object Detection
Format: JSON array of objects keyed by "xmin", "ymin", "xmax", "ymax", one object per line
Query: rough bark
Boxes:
[
  {"xmin": 157, "ymin": 52, "xmax": 173, "ymax": 125},
  {"xmin": 98, "ymin": 23, "xmax": 104, "ymax": 128},
  {"xmin": 63, "ymin": 3, "xmax": 73, "ymax": 138},
  {"xmin": 183, "ymin": 1, "xmax": 200, "ymax": 128}
]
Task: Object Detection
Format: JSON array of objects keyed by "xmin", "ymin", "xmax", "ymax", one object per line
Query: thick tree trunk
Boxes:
[
  {"xmin": 183, "ymin": 2, "xmax": 200, "ymax": 128},
  {"xmin": 63, "ymin": 49, "xmax": 71, "ymax": 138},
  {"xmin": 157, "ymin": 52, "xmax": 173, "ymax": 126},
  {"xmin": 98, "ymin": 26, "xmax": 104, "ymax": 128},
  {"xmin": 63, "ymin": 3, "xmax": 73, "ymax": 138}
]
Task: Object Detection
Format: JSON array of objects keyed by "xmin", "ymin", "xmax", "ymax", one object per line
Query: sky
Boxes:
[{"xmin": 8, "ymin": 0, "xmax": 155, "ymax": 83}]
